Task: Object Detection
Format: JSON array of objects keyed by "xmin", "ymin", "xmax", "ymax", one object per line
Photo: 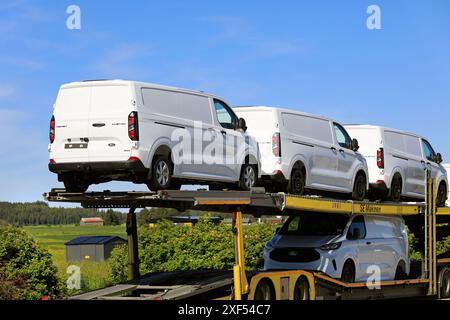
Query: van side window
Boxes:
[
  {"xmin": 333, "ymin": 123, "xmax": 352, "ymax": 149},
  {"xmin": 347, "ymin": 216, "xmax": 366, "ymax": 240},
  {"xmin": 214, "ymin": 99, "xmax": 237, "ymax": 129},
  {"xmin": 422, "ymin": 139, "xmax": 436, "ymax": 162}
]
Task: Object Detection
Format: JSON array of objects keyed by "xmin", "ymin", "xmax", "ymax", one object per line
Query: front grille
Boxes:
[{"xmin": 269, "ymin": 247, "xmax": 320, "ymax": 263}]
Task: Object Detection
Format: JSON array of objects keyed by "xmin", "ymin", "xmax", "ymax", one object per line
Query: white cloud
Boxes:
[
  {"xmin": 91, "ymin": 44, "xmax": 151, "ymax": 79},
  {"xmin": 0, "ymin": 85, "xmax": 15, "ymax": 99},
  {"xmin": 11, "ymin": 57, "xmax": 45, "ymax": 70}
]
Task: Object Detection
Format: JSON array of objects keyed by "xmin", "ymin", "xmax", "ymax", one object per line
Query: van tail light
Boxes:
[
  {"xmin": 272, "ymin": 132, "xmax": 281, "ymax": 157},
  {"xmin": 49, "ymin": 115, "xmax": 55, "ymax": 143},
  {"xmin": 377, "ymin": 148, "xmax": 384, "ymax": 169},
  {"xmin": 128, "ymin": 111, "xmax": 139, "ymax": 141}
]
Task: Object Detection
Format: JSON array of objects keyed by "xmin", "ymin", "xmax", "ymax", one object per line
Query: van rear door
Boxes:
[
  {"xmin": 88, "ymin": 84, "xmax": 134, "ymax": 162},
  {"xmin": 53, "ymin": 86, "xmax": 91, "ymax": 163}
]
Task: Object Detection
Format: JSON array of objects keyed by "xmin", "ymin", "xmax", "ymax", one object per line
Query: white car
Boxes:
[
  {"xmin": 345, "ymin": 125, "xmax": 448, "ymax": 207},
  {"xmin": 49, "ymin": 80, "xmax": 260, "ymax": 192},
  {"xmin": 233, "ymin": 106, "xmax": 369, "ymax": 200},
  {"xmin": 444, "ymin": 164, "xmax": 450, "ymax": 207},
  {"xmin": 263, "ymin": 213, "xmax": 410, "ymax": 282}
]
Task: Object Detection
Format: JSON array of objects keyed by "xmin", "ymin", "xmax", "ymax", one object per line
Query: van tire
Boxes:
[
  {"xmin": 352, "ymin": 173, "xmax": 367, "ymax": 201},
  {"xmin": 437, "ymin": 183, "xmax": 447, "ymax": 207},
  {"xmin": 341, "ymin": 260, "xmax": 355, "ymax": 283},
  {"xmin": 148, "ymin": 156, "xmax": 175, "ymax": 191},
  {"xmin": 390, "ymin": 175, "xmax": 402, "ymax": 202},
  {"xmin": 439, "ymin": 268, "xmax": 450, "ymax": 299},
  {"xmin": 394, "ymin": 261, "xmax": 407, "ymax": 280},
  {"xmin": 62, "ymin": 174, "xmax": 89, "ymax": 193},
  {"xmin": 238, "ymin": 163, "xmax": 257, "ymax": 191},
  {"xmin": 288, "ymin": 167, "xmax": 305, "ymax": 195}
]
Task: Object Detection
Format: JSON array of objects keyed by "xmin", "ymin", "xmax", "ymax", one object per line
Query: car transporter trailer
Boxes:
[{"xmin": 44, "ymin": 173, "xmax": 450, "ymax": 300}]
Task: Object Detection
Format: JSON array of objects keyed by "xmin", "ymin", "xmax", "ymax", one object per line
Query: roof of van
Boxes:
[
  {"xmin": 344, "ymin": 124, "xmax": 425, "ymax": 140},
  {"xmin": 60, "ymin": 80, "xmax": 220, "ymax": 99},
  {"xmin": 233, "ymin": 106, "xmax": 333, "ymax": 122}
]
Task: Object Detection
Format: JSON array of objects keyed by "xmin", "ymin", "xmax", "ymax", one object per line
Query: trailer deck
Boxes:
[{"xmin": 43, "ymin": 177, "xmax": 450, "ymax": 300}]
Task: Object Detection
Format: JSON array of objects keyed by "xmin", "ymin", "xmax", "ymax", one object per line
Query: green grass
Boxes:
[{"xmin": 23, "ymin": 224, "xmax": 126, "ymax": 294}]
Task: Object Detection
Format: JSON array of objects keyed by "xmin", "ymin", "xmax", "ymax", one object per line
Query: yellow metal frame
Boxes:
[
  {"xmin": 232, "ymin": 210, "xmax": 249, "ymax": 300},
  {"xmin": 247, "ymin": 271, "xmax": 316, "ymax": 300},
  {"xmin": 285, "ymin": 196, "xmax": 422, "ymax": 215}
]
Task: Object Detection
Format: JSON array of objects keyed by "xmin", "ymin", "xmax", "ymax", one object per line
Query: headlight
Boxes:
[{"xmin": 319, "ymin": 242, "xmax": 342, "ymax": 251}]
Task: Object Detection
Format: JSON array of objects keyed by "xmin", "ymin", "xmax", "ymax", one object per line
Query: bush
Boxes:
[
  {"xmin": 108, "ymin": 218, "xmax": 277, "ymax": 283},
  {"xmin": 0, "ymin": 226, "xmax": 64, "ymax": 299}
]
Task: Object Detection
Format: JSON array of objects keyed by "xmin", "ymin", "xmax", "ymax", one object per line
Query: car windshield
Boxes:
[{"xmin": 279, "ymin": 214, "xmax": 349, "ymax": 236}]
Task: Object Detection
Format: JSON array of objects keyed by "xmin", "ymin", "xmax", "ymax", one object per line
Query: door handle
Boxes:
[
  {"xmin": 92, "ymin": 123, "xmax": 105, "ymax": 127},
  {"xmin": 331, "ymin": 147, "xmax": 337, "ymax": 151},
  {"xmin": 339, "ymin": 149, "xmax": 345, "ymax": 153},
  {"xmin": 366, "ymin": 241, "xmax": 372, "ymax": 245},
  {"xmin": 220, "ymin": 130, "xmax": 227, "ymax": 135}
]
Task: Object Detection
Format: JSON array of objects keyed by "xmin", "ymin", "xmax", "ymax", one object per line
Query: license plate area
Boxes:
[{"xmin": 65, "ymin": 143, "xmax": 88, "ymax": 149}]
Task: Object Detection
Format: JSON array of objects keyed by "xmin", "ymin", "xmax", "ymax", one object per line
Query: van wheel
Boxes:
[
  {"xmin": 288, "ymin": 168, "xmax": 305, "ymax": 195},
  {"xmin": 439, "ymin": 269, "xmax": 450, "ymax": 299},
  {"xmin": 390, "ymin": 175, "xmax": 402, "ymax": 202},
  {"xmin": 437, "ymin": 183, "xmax": 447, "ymax": 207},
  {"xmin": 253, "ymin": 279, "xmax": 275, "ymax": 300},
  {"xmin": 341, "ymin": 260, "xmax": 355, "ymax": 283},
  {"xmin": 294, "ymin": 277, "xmax": 310, "ymax": 300},
  {"xmin": 148, "ymin": 156, "xmax": 174, "ymax": 191},
  {"xmin": 63, "ymin": 175, "xmax": 89, "ymax": 193},
  {"xmin": 352, "ymin": 173, "xmax": 367, "ymax": 201},
  {"xmin": 239, "ymin": 164, "xmax": 257, "ymax": 191},
  {"xmin": 394, "ymin": 262, "xmax": 407, "ymax": 280}
]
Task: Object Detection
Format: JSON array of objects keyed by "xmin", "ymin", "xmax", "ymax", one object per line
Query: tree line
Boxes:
[{"xmin": 0, "ymin": 202, "xmax": 124, "ymax": 226}]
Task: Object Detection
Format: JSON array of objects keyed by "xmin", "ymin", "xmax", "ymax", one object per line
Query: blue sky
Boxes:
[{"xmin": 0, "ymin": 0, "xmax": 449, "ymax": 203}]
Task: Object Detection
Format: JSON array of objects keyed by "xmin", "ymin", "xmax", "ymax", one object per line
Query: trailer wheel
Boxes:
[
  {"xmin": 439, "ymin": 268, "xmax": 450, "ymax": 299},
  {"xmin": 294, "ymin": 277, "xmax": 310, "ymax": 300},
  {"xmin": 254, "ymin": 278, "xmax": 275, "ymax": 300}
]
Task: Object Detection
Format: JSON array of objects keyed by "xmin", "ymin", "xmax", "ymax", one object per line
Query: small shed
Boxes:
[
  {"xmin": 65, "ymin": 236, "xmax": 127, "ymax": 262},
  {"xmin": 80, "ymin": 217, "xmax": 104, "ymax": 226}
]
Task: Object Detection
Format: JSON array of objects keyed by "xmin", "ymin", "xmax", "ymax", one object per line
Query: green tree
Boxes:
[{"xmin": 0, "ymin": 226, "xmax": 64, "ymax": 299}]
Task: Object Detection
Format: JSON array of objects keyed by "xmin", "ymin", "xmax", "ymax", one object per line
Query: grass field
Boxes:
[{"xmin": 23, "ymin": 224, "xmax": 127, "ymax": 293}]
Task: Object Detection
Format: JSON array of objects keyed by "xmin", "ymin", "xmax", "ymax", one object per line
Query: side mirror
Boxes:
[
  {"xmin": 237, "ymin": 117, "xmax": 247, "ymax": 132},
  {"xmin": 435, "ymin": 153, "xmax": 443, "ymax": 164},
  {"xmin": 351, "ymin": 138, "xmax": 360, "ymax": 152}
]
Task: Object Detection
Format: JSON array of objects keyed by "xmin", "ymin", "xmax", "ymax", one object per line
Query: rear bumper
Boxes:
[{"xmin": 49, "ymin": 159, "xmax": 148, "ymax": 174}]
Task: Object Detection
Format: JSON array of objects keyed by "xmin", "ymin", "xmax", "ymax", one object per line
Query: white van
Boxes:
[
  {"xmin": 345, "ymin": 125, "xmax": 448, "ymax": 207},
  {"xmin": 233, "ymin": 106, "xmax": 369, "ymax": 200},
  {"xmin": 264, "ymin": 213, "xmax": 409, "ymax": 282},
  {"xmin": 49, "ymin": 80, "xmax": 260, "ymax": 192},
  {"xmin": 444, "ymin": 164, "xmax": 450, "ymax": 207}
]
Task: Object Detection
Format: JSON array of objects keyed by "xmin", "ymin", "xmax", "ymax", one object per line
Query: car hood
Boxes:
[{"xmin": 270, "ymin": 234, "xmax": 341, "ymax": 248}]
